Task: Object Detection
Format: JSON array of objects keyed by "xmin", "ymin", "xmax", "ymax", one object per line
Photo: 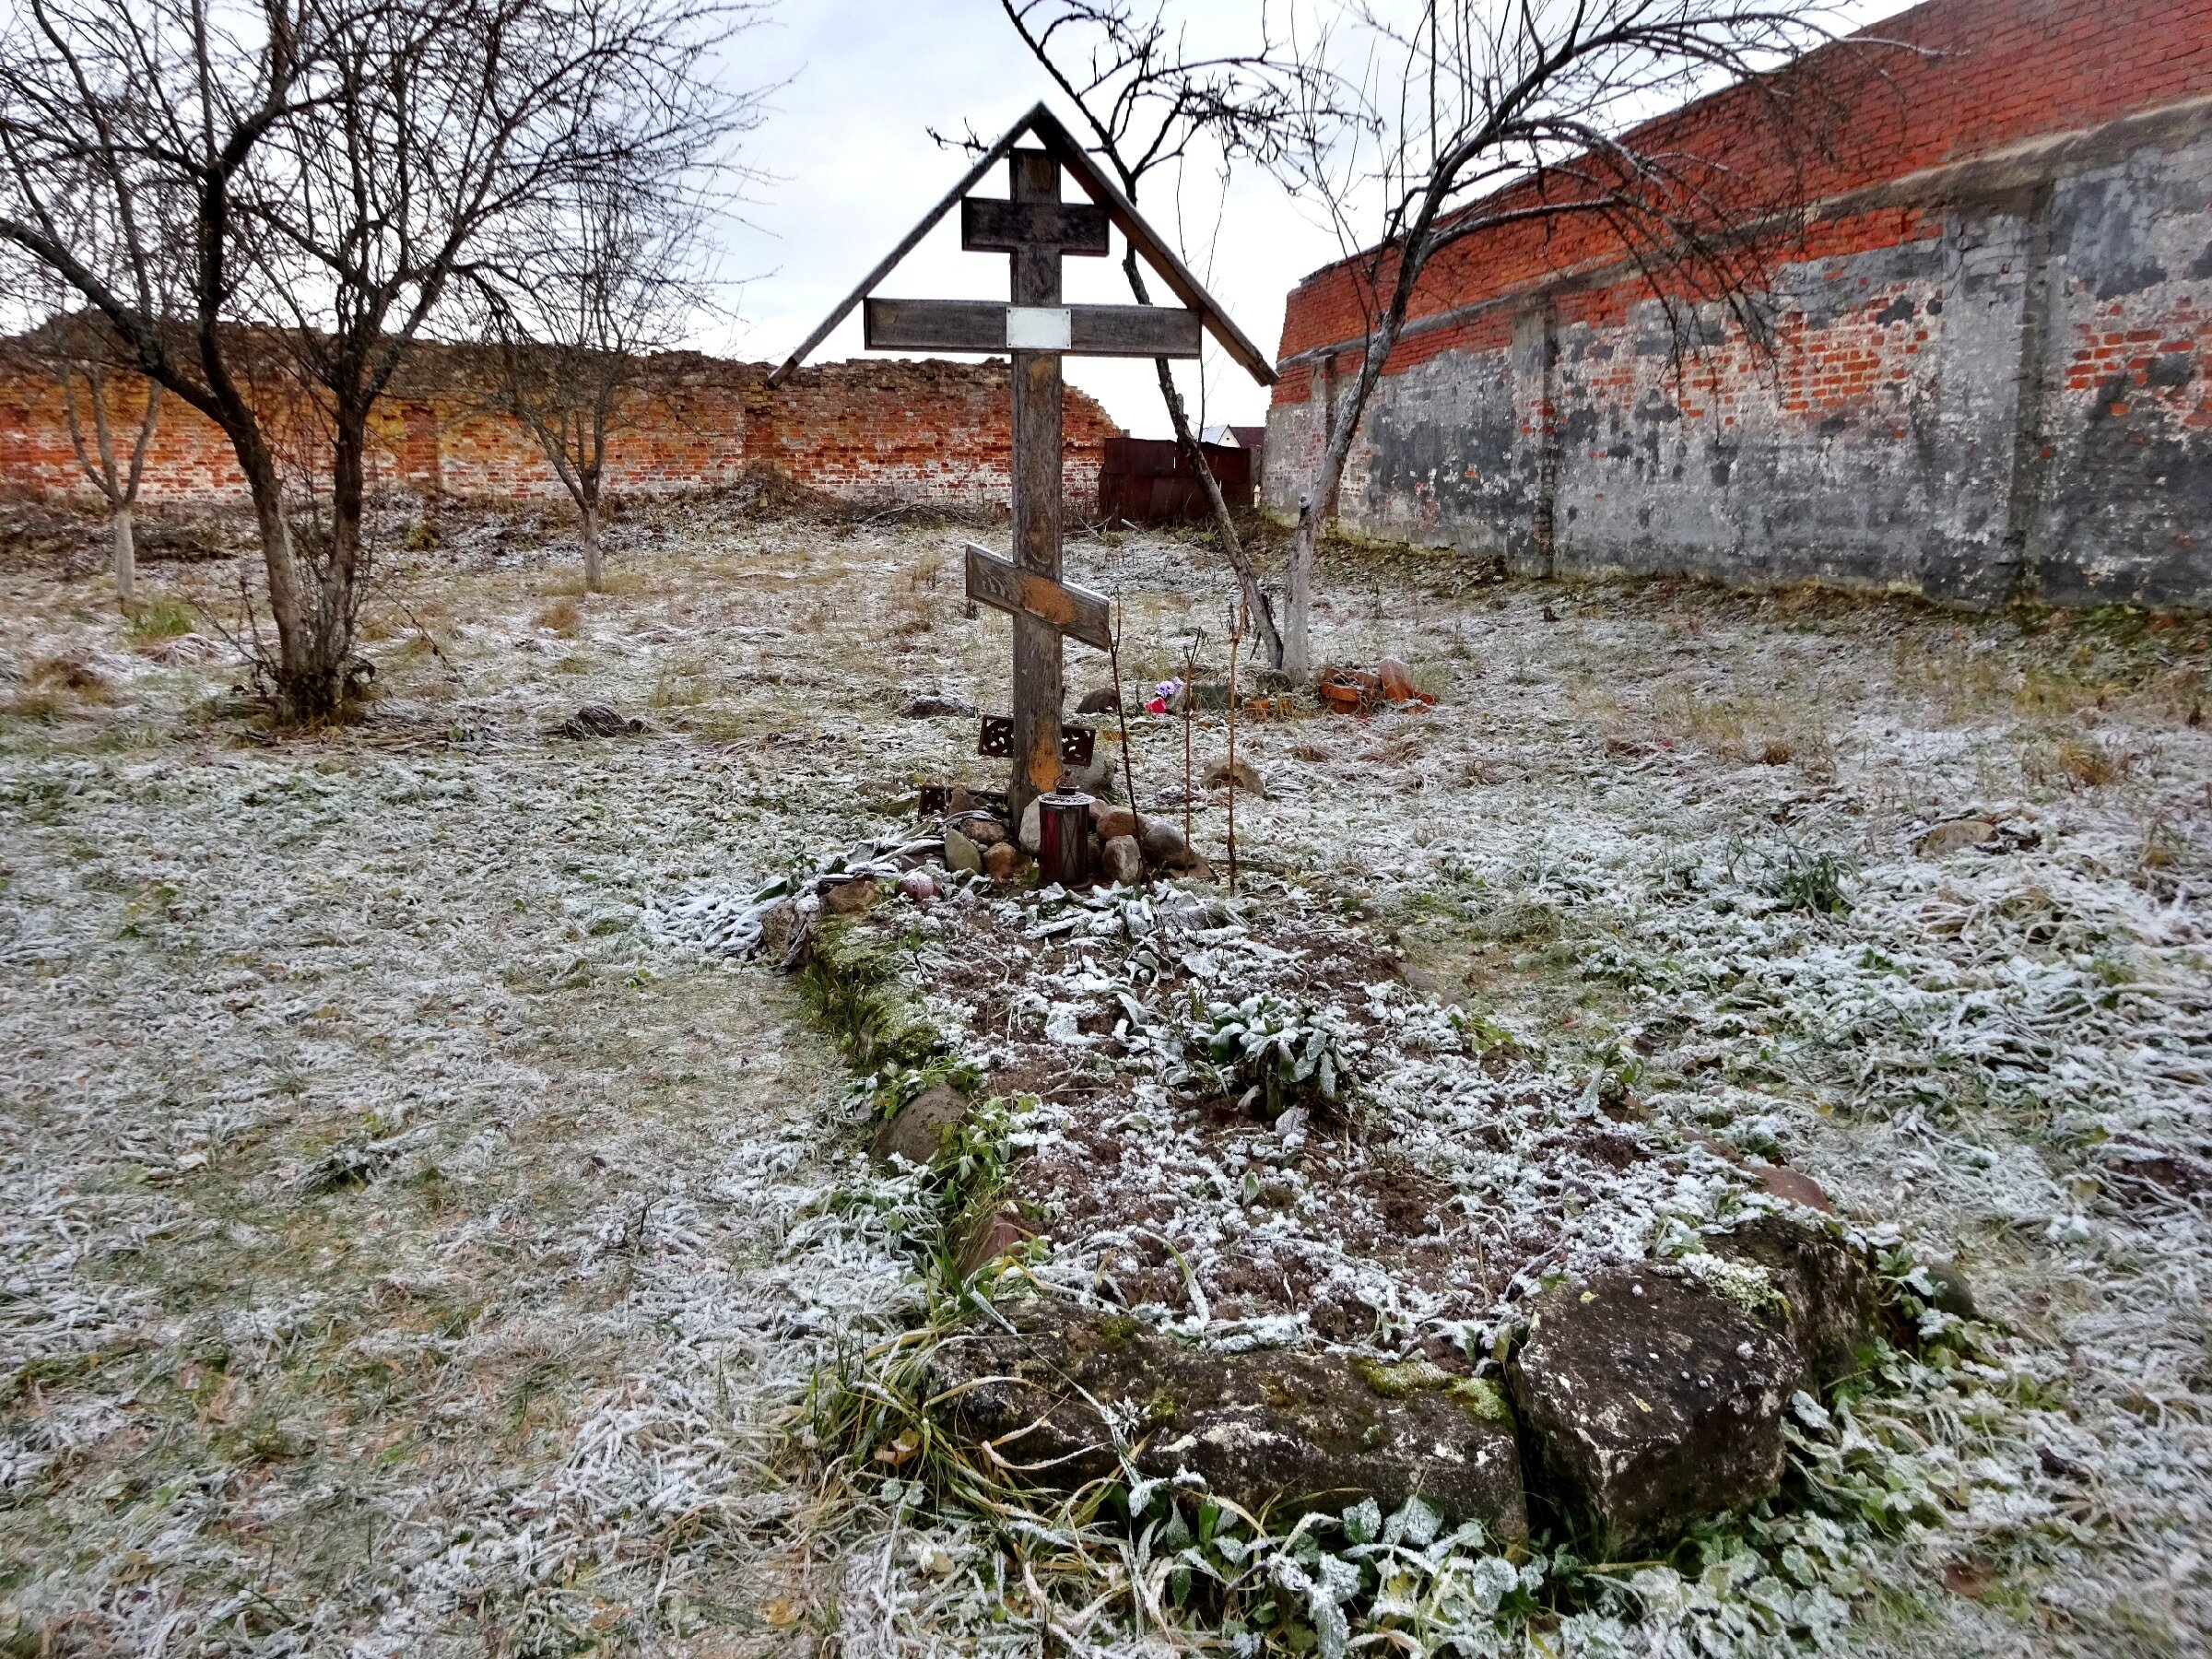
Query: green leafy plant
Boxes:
[
  {"xmin": 1769, "ymin": 848, "xmax": 1853, "ymax": 916},
  {"xmin": 1204, "ymin": 994, "xmax": 1358, "ymax": 1119}
]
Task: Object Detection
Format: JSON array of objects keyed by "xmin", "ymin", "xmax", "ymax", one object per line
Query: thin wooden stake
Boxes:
[
  {"xmin": 1224, "ymin": 599, "xmax": 1245, "ymax": 892},
  {"xmin": 1180, "ymin": 628, "xmax": 1206, "ymax": 851},
  {"xmin": 1105, "ymin": 599, "xmax": 1147, "ymax": 887}
]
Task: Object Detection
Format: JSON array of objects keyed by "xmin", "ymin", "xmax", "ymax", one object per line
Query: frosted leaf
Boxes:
[{"xmin": 1341, "ymin": 1497, "xmax": 1382, "ymax": 1546}]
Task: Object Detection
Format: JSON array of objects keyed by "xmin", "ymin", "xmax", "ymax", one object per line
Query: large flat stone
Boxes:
[
  {"xmin": 929, "ymin": 1306, "xmax": 1526, "ymax": 1540},
  {"xmin": 1505, "ymin": 1264, "xmax": 1801, "ymax": 1555}
]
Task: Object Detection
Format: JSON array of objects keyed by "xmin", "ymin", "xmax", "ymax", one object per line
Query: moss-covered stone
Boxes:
[
  {"xmin": 1447, "ymin": 1375, "xmax": 1514, "ymax": 1428},
  {"xmin": 930, "ymin": 1307, "xmax": 1526, "ymax": 1537}
]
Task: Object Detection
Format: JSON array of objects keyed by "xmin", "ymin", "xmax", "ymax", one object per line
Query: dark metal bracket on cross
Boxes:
[{"xmin": 772, "ymin": 103, "xmax": 1276, "ymax": 818}]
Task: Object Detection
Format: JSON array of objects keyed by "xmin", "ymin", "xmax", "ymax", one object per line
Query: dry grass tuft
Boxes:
[
  {"xmin": 2058, "ymin": 735, "xmax": 2131, "ymax": 788},
  {"xmin": 536, "ymin": 597, "xmax": 582, "ymax": 636},
  {"xmin": 2020, "ymin": 731, "xmax": 2136, "ymax": 790},
  {"xmin": 649, "ymin": 669, "xmax": 712, "ymax": 709},
  {"xmin": 26, "ymin": 655, "xmax": 114, "ymax": 702}
]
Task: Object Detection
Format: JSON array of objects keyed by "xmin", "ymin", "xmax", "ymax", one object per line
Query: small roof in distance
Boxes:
[{"xmin": 769, "ymin": 102, "xmax": 1277, "ymax": 390}]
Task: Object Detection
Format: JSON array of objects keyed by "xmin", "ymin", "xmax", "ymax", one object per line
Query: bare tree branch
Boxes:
[
  {"xmin": 1, "ymin": 0, "xmax": 760, "ymax": 721},
  {"xmin": 1265, "ymin": 0, "xmax": 1905, "ymax": 679},
  {"xmin": 995, "ymin": 0, "xmax": 1332, "ymax": 672}
]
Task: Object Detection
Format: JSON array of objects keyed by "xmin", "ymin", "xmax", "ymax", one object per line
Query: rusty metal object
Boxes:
[
  {"xmin": 1037, "ymin": 790, "xmax": 1093, "ymax": 888},
  {"xmin": 979, "ymin": 716, "xmax": 1094, "ymax": 766}
]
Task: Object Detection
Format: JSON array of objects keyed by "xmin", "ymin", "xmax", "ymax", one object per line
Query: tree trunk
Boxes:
[
  {"xmin": 236, "ymin": 439, "xmax": 320, "ymax": 719},
  {"xmin": 112, "ymin": 504, "xmax": 135, "ymax": 612},
  {"xmin": 1283, "ymin": 347, "xmax": 1383, "ymax": 684},
  {"xmin": 247, "ymin": 405, "xmax": 363, "ymax": 727},
  {"xmin": 581, "ymin": 500, "xmax": 603, "ymax": 593}
]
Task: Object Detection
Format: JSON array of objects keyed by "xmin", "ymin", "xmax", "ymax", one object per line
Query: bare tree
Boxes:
[
  {"xmin": 41, "ymin": 316, "xmax": 164, "ymax": 611},
  {"xmin": 994, "ymin": 0, "xmax": 1308, "ymax": 671},
  {"xmin": 477, "ymin": 178, "xmax": 718, "ymax": 593},
  {"xmin": 0, "ymin": 0, "xmax": 748, "ymax": 723},
  {"xmin": 1270, "ymin": 0, "xmax": 1870, "ymax": 681}
]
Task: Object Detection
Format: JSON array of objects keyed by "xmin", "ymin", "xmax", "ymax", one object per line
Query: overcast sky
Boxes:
[{"xmin": 713, "ymin": 1, "xmax": 1915, "ymax": 438}]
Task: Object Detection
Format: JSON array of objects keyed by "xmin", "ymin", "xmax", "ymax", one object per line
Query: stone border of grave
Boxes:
[{"xmin": 671, "ymin": 825, "xmax": 1930, "ymax": 1564}]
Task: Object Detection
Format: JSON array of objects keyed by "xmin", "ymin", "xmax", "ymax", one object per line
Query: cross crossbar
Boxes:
[
  {"xmin": 964, "ymin": 542, "xmax": 1112, "ymax": 653},
  {"xmin": 961, "ymin": 196, "xmax": 1109, "ymax": 256},
  {"xmin": 865, "ymin": 298, "xmax": 1201, "ymax": 359}
]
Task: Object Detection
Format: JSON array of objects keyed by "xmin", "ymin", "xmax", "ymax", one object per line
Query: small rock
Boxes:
[
  {"xmin": 869, "ymin": 1083, "xmax": 969, "ymax": 1168},
  {"xmin": 959, "ymin": 816, "xmax": 1008, "ymax": 846},
  {"xmin": 956, "ymin": 1203, "xmax": 1036, "ymax": 1274},
  {"xmin": 1190, "ymin": 681, "xmax": 1233, "ymax": 711},
  {"xmin": 1140, "ymin": 818, "xmax": 1199, "ymax": 870},
  {"xmin": 1060, "ymin": 753, "xmax": 1117, "ymax": 800},
  {"xmin": 1506, "ymin": 1264, "xmax": 1802, "ymax": 1555},
  {"xmin": 1917, "ymin": 818, "xmax": 2000, "ymax": 857},
  {"xmin": 944, "ymin": 828, "xmax": 983, "ymax": 875},
  {"xmin": 1018, "ymin": 798, "xmax": 1041, "ymax": 853},
  {"xmin": 1709, "ymin": 1213, "xmax": 1875, "ymax": 1387},
  {"xmin": 901, "ymin": 693, "xmax": 977, "ymax": 718},
  {"xmin": 1090, "ymin": 804, "xmax": 1137, "ymax": 840},
  {"xmin": 757, "ymin": 898, "xmax": 802, "ymax": 963},
  {"xmin": 983, "ymin": 841, "xmax": 1021, "ymax": 882},
  {"xmin": 1076, "ymin": 688, "xmax": 1121, "ymax": 714},
  {"xmin": 1206, "ymin": 756, "xmax": 1267, "ymax": 797},
  {"xmin": 930, "ymin": 1306, "xmax": 1526, "ymax": 1536},
  {"xmin": 823, "ymin": 877, "xmax": 882, "ymax": 915},
  {"xmin": 556, "ymin": 702, "xmax": 642, "ymax": 738},
  {"xmin": 1100, "ymin": 835, "xmax": 1143, "ymax": 886},
  {"xmin": 1687, "ymin": 1133, "xmax": 1831, "ymax": 1215},
  {"xmin": 1252, "ymin": 667, "xmax": 1294, "ymax": 692},
  {"xmin": 1923, "ymin": 1259, "xmax": 1977, "ymax": 1322},
  {"xmin": 1750, "ymin": 1160, "xmax": 1832, "ymax": 1213}
]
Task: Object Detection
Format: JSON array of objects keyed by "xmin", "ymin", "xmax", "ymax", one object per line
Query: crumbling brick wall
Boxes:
[
  {"xmin": 1266, "ymin": 0, "xmax": 2212, "ymax": 609},
  {"xmin": 0, "ymin": 348, "xmax": 1121, "ymax": 512}
]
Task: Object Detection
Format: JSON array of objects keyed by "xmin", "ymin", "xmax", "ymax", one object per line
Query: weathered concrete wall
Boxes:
[
  {"xmin": 1267, "ymin": 0, "xmax": 2212, "ymax": 609},
  {"xmin": 0, "ymin": 348, "xmax": 1122, "ymax": 512}
]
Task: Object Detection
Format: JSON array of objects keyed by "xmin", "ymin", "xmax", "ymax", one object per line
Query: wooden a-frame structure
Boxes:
[{"xmin": 770, "ymin": 103, "xmax": 1277, "ymax": 389}]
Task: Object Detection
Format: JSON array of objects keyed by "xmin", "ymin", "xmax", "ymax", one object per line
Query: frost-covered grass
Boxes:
[{"xmin": 2, "ymin": 497, "xmax": 2208, "ymax": 1653}]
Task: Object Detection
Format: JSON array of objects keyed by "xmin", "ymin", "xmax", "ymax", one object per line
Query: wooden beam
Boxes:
[
  {"xmin": 864, "ymin": 297, "xmax": 1202, "ymax": 358},
  {"xmin": 961, "ymin": 196, "xmax": 1110, "ymax": 255},
  {"xmin": 964, "ymin": 542, "xmax": 1112, "ymax": 653}
]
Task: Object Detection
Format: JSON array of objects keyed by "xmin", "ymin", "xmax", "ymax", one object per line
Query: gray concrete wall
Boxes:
[{"xmin": 1266, "ymin": 117, "xmax": 2212, "ymax": 609}]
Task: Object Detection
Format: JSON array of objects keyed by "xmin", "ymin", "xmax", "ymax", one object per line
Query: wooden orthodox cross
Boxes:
[{"xmin": 771, "ymin": 105, "xmax": 1277, "ymax": 817}]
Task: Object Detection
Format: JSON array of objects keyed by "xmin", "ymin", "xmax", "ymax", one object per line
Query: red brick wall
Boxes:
[
  {"xmin": 1277, "ymin": 0, "xmax": 2212, "ymax": 374},
  {"xmin": 0, "ymin": 347, "xmax": 1122, "ymax": 510},
  {"xmin": 1268, "ymin": 0, "xmax": 2212, "ymax": 608}
]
